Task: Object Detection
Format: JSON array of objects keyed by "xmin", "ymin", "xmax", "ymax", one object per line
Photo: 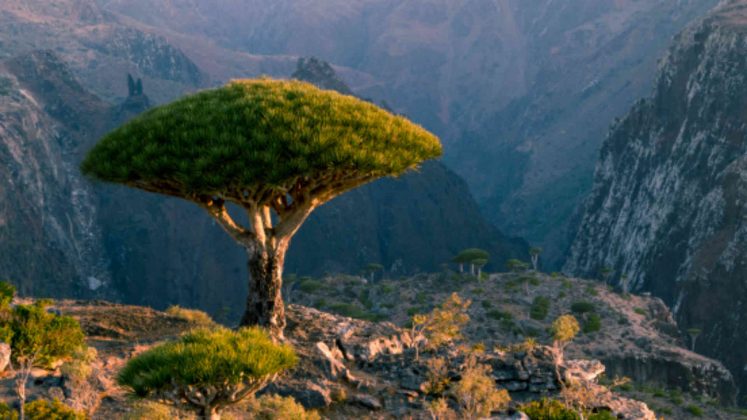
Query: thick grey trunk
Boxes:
[{"xmin": 240, "ymin": 244, "xmax": 287, "ymax": 338}]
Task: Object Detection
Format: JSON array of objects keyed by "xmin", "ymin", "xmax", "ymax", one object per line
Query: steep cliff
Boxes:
[
  {"xmin": 0, "ymin": 51, "xmax": 112, "ymax": 297},
  {"xmin": 566, "ymin": 0, "xmax": 747, "ymax": 401}
]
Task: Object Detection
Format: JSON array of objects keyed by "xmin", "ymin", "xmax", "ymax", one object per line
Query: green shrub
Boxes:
[
  {"xmin": 0, "ymin": 402, "xmax": 17, "ymax": 420},
  {"xmin": 520, "ymin": 398, "xmax": 578, "ymax": 419},
  {"xmin": 685, "ymin": 404, "xmax": 703, "ymax": 417},
  {"xmin": 379, "ymin": 283, "xmax": 395, "ymax": 294},
  {"xmin": 634, "ymin": 307, "xmax": 647, "ymax": 316},
  {"xmin": 583, "ymin": 313, "xmax": 602, "ymax": 333},
  {"xmin": 588, "ymin": 410, "xmax": 616, "ymax": 420},
  {"xmin": 247, "ymin": 394, "xmax": 320, "ymax": 420},
  {"xmin": 530, "ymin": 296, "xmax": 551, "ymax": 320},
  {"xmin": 481, "ymin": 300, "xmax": 492, "ymax": 309},
  {"xmin": 165, "ymin": 305, "xmax": 214, "ymax": 326},
  {"xmin": 416, "ymin": 292, "xmax": 428, "ymax": 304},
  {"xmin": 585, "ymin": 285, "xmax": 598, "ymax": 296},
  {"xmin": 118, "ymin": 327, "xmax": 296, "ymax": 419},
  {"xmin": 299, "ymin": 279, "xmax": 324, "ymax": 293},
  {"xmin": 486, "ymin": 309, "xmax": 512, "ymax": 321},
  {"xmin": 0, "ymin": 77, "xmax": 12, "ymax": 96},
  {"xmin": 570, "ymin": 301, "xmax": 595, "ymax": 314},
  {"xmin": 26, "ymin": 399, "xmax": 85, "ymax": 420}
]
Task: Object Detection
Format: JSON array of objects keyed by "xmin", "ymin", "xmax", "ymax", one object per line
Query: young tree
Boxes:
[
  {"xmin": 529, "ymin": 247, "xmax": 542, "ymax": 271},
  {"xmin": 505, "ymin": 259, "xmax": 529, "ymax": 274},
  {"xmin": 452, "ymin": 249, "xmax": 489, "ymax": 275},
  {"xmin": 599, "ymin": 267, "xmax": 613, "ymax": 284},
  {"xmin": 410, "ymin": 293, "xmax": 471, "ymax": 360},
  {"xmin": 0, "ymin": 297, "xmax": 86, "ymax": 420},
  {"xmin": 686, "ymin": 328, "xmax": 702, "ymax": 352},
  {"xmin": 118, "ymin": 327, "xmax": 297, "ymax": 420},
  {"xmin": 550, "ymin": 314, "xmax": 580, "ymax": 387},
  {"xmin": 451, "ymin": 353, "xmax": 510, "ymax": 418},
  {"xmin": 472, "ymin": 259, "xmax": 488, "ymax": 279},
  {"xmin": 364, "ymin": 263, "xmax": 384, "ymax": 283},
  {"xmin": 82, "ymin": 79, "xmax": 442, "ymax": 337}
]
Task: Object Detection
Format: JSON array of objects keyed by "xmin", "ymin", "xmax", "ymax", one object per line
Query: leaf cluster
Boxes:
[
  {"xmin": 0, "ymin": 298, "xmax": 85, "ymax": 368},
  {"xmin": 82, "ymin": 79, "xmax": 442, "ymax": 203},
  {"xmin": 117, "ymin": 326, "xmax": 297, "ymax": 397},
  {"xmin": 412, "ymin": 293, "xmax": 471, "ymax": 350},
  {"xmin": 25, "ymin": 399, "xmax": 86, "ymax": 420},
  {"xmin": 551, "ymin": 315, "xmax": 580, "ymax": 345},
  {"xmin": 452, "ymin": 249, "xmax": 489, "ymax": 265}
]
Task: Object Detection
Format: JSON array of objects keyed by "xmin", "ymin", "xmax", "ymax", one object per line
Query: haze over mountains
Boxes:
[{"xmin": 96, "ymin": 0, "xmax": 721, "ymax": 266}]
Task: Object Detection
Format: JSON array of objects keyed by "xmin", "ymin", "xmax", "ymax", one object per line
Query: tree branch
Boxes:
[{"xmin": 197, "ymin": 196, "xmax": 256, "ymax": 248}]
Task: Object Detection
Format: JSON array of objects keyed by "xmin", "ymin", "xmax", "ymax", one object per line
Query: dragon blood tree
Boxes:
[{"xmin": 82, "ymin": 79, "xmax": 442, "ymax": 337}]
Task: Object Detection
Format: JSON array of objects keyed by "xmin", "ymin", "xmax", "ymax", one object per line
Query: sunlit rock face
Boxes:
[{"xmin": 566, "ymin": 0, "xmax": 747, "ymax": 400}]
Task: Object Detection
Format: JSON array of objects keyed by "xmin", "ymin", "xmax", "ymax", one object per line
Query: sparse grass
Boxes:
[{"xmin": 166, "ymin": 305, "xmax": 215, "ymax": 326}]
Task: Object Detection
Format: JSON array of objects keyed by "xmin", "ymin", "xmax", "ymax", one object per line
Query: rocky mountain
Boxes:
[
  {"xmin": 0, "ymin": 51, "xmax": 112, "ymax": 298},
  {"xmin": 566, "ymin": 0, "xmax": 747, "ymax": 403},
  {"xmin": 94, "ymin": 0, "xmax": 722, "ymax": 267}
]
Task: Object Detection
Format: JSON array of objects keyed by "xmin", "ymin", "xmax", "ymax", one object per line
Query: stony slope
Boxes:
[
  {"xmin": 566, "ymin": 0, "xmax": 747, "ymax": 403},
  {"xmin": 9, "ymin": 299, "xmax": 661, "ymax": 419},
  {"xmin": 286, "ymin": 271, "xmax": 737, "ymax": 410}
]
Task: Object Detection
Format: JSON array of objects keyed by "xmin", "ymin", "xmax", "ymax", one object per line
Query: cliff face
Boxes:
[
  {"xmin": 0, "ymin": 51, "xmax": 112, "ymax": 297},
  {"xmin": 566, "ymin": 0, "xmax": 747, "ymax": 400}
]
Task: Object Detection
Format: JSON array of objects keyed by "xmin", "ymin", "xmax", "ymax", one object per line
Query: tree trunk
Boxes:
[
  {"xmin": 240, "ymin": 243, "xmax": 288, "ymax": 338},
  {"xmin": 201, "ymin": 405, "xmax": 220, "ymax": 420}
]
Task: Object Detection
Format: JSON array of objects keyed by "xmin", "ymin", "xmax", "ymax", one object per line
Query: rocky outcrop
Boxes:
[{"xmin": 565, "ymin": 0, "xmax": 747, "ymax": 401}]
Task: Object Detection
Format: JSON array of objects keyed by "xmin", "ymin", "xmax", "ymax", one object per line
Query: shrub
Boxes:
[
  {"xmin": 410, "ymin": 293, "xmax": 471, "ymax": 359},
  {"xmin": 552, "ymin": 315, "xmax": 580, "ymax": 349},
  {"xmin": 588, "ymin": 410, "xmax": 616, "ymax": 420},
  {"xmin": 124, "ymin": 401, "xmax": 174, "ymax": 420},
  {"xmin": 2, "ymin": 300, "xmax": 85, "ymax": 418},
  {"xmin": 481, "ymin": 300, "xmax": 492, "ymax": 309},
  {"xmin": 426, "ymin": 398, "xmax": 455, "ymax": 420},
  {"xmin": 486, "ymin": 309, "xmax": 512, "ymax": 321},
  {"xmin": 530, "ymin": 296, "xmax": 551, "ymax": 320},
  {"xmin": 451, "ymin": 356, "xmax": 510, "ymax": 418},
  {"xmin": 166, "ymin": 305, "xmax": 215, "ymax": 326},
  {"xmin": 424, "ymin": 357, "xmax": 450, "ymax": 395},
  {"xmin": 570, "ymin": 301, "xmax": 595, "ymax": 314},
  {"xmin": 25, "ymin": 399, "xmax": 85, "ymax": 420},
  {"xmin": 685, "ymin": 404, "xmax": 703, "ymax": 417},
  {"xmin": 583, "ymin": 313, "xmax": 602, "ymax": 334},
  {"xmin": 299, "ymin": 279, "xmax": 324, "ymax": 293},
  {"xmin": 247, "ymin": 394, "xmax": 320, "ymax": 420},
  {"xmin": 0, "ymin": 402, "xmax": 16, "ymax": 420},
  {"xmin": 61, "ymin": 347, "xmax": 98, "ymax": 384},
  {"xmin": 634, "ymin": 307, "xmax": 647, "ymax": 316},
  {"xmin": 520, "ymin": 398, "xmax": 578, "ymax": 419},
  {"xmin": 118, "ymin": 327, "xmax": 296, "ymax": 420},
  {"xmin": 585, "ymin": 285, "xmax": 598, "ymax": 296}
]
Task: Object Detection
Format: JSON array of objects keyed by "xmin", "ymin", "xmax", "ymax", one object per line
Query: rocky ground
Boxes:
[
  {"xmin": 1, "ymin": 272, "xmax": 744, "ymax": 418},
  {"xmin": 0, "ymin": 297, "xmax": 660, "ymax": 419},
  {"xmin": 286, "ymin": 271, "xmax": 744, "ymax": 418}
]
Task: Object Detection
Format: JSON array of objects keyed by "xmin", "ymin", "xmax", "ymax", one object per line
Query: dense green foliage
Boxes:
[
  {"xmin": 0, "ymin": 402, "xmax": 17, "ymax": 420},
  {"xmin": 117, "ymin": 327, "xmax": 297, "ymax": 397},
  {"xmin": 3, "ymin": 301, "xmax": 85, "ymax": 368},
  {"xmin": 530, "ymin": 296, "xmax": 551, "ymax": 320},
  {"xmin": 81, "ymin": 79, "xmax": 442, "ymax": 199},
  {"xmin": 583, "ymin": 313, "xmax": 602, "ymax": 333},
  {"xmin": 570, "ymin": 301, "xmax": 595, "ymax": 314},
  {"xmin": 453, "ymin": 249, "xmax": 489, "ymax": 265},
  {"xmin": 25, "ymin": 400, "xmax": 85, "ymax": 420}
]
